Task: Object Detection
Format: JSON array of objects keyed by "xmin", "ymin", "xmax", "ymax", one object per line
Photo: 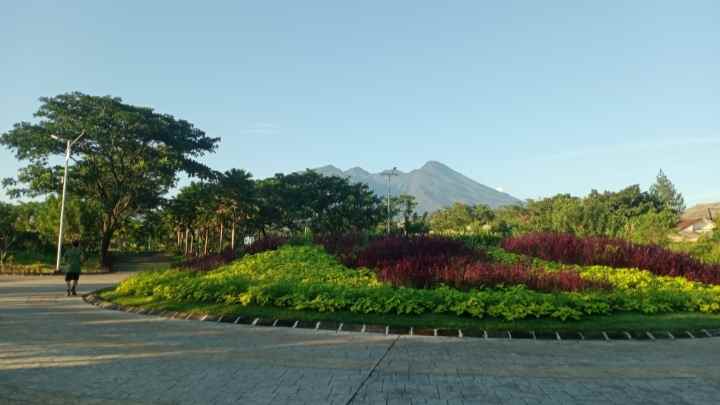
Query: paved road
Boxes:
[{"xmin": 2, "ymin": 273, "xmax": 720, "ymax": 405}]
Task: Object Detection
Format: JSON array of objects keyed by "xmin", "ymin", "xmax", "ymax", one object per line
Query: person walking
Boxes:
[{"xmin": 63, "ymin": 240, "xmax": 83, "ymax": 296}]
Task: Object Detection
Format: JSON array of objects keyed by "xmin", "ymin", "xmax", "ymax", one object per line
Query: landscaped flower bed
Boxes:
[
  {"xmin": 502, "ymin": 232, "xmax": 720, "ymax": 285},
  {"xmin": 114, "ymin": 241, "xmax": 720, "ymax": 322}
]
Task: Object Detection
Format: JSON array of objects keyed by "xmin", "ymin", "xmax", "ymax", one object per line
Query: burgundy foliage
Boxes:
[
  {"xmin": 355, "ymin": 236, "xmax": 482, "ymax": 268},
  {"xmin": 175, "ymin": 248, "xmax": 237, "ymax": 272},
  {"xmin": 355, "ymin": 236, "xmax": 605, "ymax": 291},
  {"xmin": 454, "ymin": 263, "xmax": 609, "ymax": 292},
  {"xmin": 241, "ymin": 235, "xmax": 289, "ymax": 256},
  {"xmin": 176, "ymin": 236, "xmax": 289, "ymax": 272},
  {"xmin": 313, "ymin": 232, "xmax": 367, "ymax": 266},
  {"xmin": 502, "ymin": 232, "xmax": 720, "ymax": 285}
]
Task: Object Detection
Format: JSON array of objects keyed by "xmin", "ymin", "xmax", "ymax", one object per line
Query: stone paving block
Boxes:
[
  {"xmin": 388, "ymin": 326, "xmax": 411, "ymax": 336},
  {"xmin": 318, "ymin": 321, "xmax": 341, "ymax": 332},
  {"xmin": 486, "ymin": 330, "xmax": 510, "ymax": 339},
  {"xmin": 629, "ymin": 331, "xmax": 653, "ymax": 340},
  {"xmin": 295, "ymin": 320, "xmax": 318, "ymax": 329},
  {"xmin": 436, "ymin": 328, "xmax": 459, "ymax": 338},
  {"xmin": 581, "ymin": 331, "xmax": 606, "ymax": 341},
  {"xmin": 648, "ymin": 330, "xmax": 673, "ymax": 340},
  {"xmin": 534, "ymin": 331, "xmax": 557, "ymax": 340},
  {"xmin": 274, "ymin": 319, "xmax": 296, "ymax": 328},
  {"xmin": 254, "ymin": 318, "xmax": 275, "ymax": 327},
  {"xmin": 604, "ymin": 331, "xmax": 630, "ymax": 341},
  {"xmin": 412, "ymin": 328, "xmax": 436, "ymax": 337},
  {"xmin": 232, "ymin": 315, "xmax": 254, "ymax": 324},
  {"xmin": 341, "ymin": 323, "xmax": 364, "ymax": 333},
  {"xmin": 364, "ymin": 324, "xmax": 387, "ymax": 334},
  {"xmin": 557, "ymin": 331, "xmax": 583, "ymax": 340},
  {"xmin": 509, "ymin": 330, "xmax": 534, "ymax": 340}
]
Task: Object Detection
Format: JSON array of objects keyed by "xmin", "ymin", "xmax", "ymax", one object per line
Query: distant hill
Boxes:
[
  {"xmin": 312, "ymin": 161, "xmax": 522, "ymax": 213},
  {"xmin": 683, "ymin": 202, "xmax": 720, "ymax": 221}
]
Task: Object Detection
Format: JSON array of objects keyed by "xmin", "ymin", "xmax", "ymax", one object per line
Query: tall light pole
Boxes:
[
  {"xmin": 381, "ymin": 167, "xmax": 398, "ymax": 234},
  {"xmin": 51, "ymin": 132, "xmax": 85, "ymax": 273}
]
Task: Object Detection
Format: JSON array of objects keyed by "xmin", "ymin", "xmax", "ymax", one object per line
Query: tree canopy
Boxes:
[
  {"xmin": 429, "ymin": 202, "xmax": 495, "ymax": 234},
  {"xmin": 1, "ymin": 92, "xmax": 219, "ymax": 266},
  {"xmin": 650, "ymin": 169, "xmax": 686, "ymax": 216}
]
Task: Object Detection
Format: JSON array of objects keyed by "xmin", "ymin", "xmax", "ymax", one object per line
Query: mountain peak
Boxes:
[
  {"xmin": 421, "ymin": 160, "xmax": 452, "ymax": 171},
  {"xmin": 312, "ymin": 161, "xmax": 521, "ymax": 213},
  {"xmin": 316, "ymin": 164, "xmax": 341, "ymax": 171},
  {"xmin": 347, "ymin": 166, "xmax": 370, "ymax": 175}
]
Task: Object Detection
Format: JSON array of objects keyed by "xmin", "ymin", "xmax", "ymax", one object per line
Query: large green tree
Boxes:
[
  {"xmin": 0, "ymin": 203, "xmax": 18, "ymax": 266},
  {"xmin": 217, "ymin": 169, "xmax": 257, "ymax": 250},
  {"xmin": 252, "ymin": 171, "xmax": 383, "ymax": 235},
  {"xmin": 390, "ymin": 194, "xmax": 428, "ymax": 235},
  {"xmin": 649, "ymin": 169, "xmax": 686, "ymax": 216},
  {"xmin": 429, "ymin": 202, "xmax": 495, "ymax": 234},
  {"xmin": 1, "ymin": 93, "xmax": 219, "ymax": 267}
]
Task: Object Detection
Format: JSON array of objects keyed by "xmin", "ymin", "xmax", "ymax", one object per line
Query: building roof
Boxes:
[{"xmin": 676, "ymin": 217, "xmax": 713, "ymax": 231}]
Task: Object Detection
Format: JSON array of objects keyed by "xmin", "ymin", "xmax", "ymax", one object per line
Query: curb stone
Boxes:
[{"xmin": 82, "ymin": 291, "xmax": 720, "ymax": 343}]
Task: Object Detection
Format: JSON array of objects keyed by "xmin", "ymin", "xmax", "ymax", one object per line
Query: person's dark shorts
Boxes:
[{"xmin": 65, "ymin": 272, "xmax": 80, "ymax": 282}]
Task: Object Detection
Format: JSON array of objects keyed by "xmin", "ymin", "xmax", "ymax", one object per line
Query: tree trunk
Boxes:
[
  {"xmin": 231, "ymin": 221, "xmax": 236, "ymax": 250},
  {"xmin": 184, "ymin": 228, "xmax": 189, "ymax": 256},
  {"xmin": 189, "ymin": 232, "xmax": 194, "ymax": 256},
  {"xmin": 203, "ymin": 228, "xmax": 209, "ymax": 255},
  {"xmin": 219, "ymin": 223, "xmax": 224, "ymax": 252},
  {"xmin": 100, "ymin": 229, "xmax": 115, "ymax": 270}
]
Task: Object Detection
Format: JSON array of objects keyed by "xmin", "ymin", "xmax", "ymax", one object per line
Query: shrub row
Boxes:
[
  {"xmin": 115, "ymin": 245, "xmax": 720, "ymax": 321},
  {"xmin": 312, "ymin": 232, "xmax": 368, "ymax": 266},
  {"xmin": 502, "ymin": 232, "xmax": 720, "ymax": 285},
  {"xmin": 174, "ymin": 235, "xmax": 289, "ymax": 272},
  {"xmin": 173, "ymin": 249, "xmax": 237, "ymax": 272},
  {"xmin": 354, "ymin": 235, "xmax": 482, "ymax": 267},
  {"xmin": 242, "ymin": 235, "xmax": 289, "ymax": 255}
]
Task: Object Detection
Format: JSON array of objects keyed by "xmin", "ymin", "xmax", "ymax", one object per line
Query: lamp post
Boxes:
[
  {"xmin": 51, "ymin": 132, "xmax": 85, "ymax": 273},
  {"xmin": 381, "ymin": 167, "xmax": 398, "ymax": 234}
]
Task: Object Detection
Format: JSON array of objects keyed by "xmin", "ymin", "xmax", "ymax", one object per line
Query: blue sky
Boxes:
[{"xmin": 1, "ymin": 1, "xmax": 718, "ymax": 205}]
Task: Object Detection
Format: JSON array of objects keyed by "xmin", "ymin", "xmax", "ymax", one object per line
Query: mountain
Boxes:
[
  {"xmin": 312, "ymin": 161, "xmax": 522, "ymax": 213},
  {"xmin": 683, "ymin": 202, "xmax": 720, "ymax": 221}
]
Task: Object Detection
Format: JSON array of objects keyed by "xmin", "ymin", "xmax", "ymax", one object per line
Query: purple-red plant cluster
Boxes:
[
  {"xmin": 176, "ymin": 236, "xmax": 289, "ymax": 272},
  {"xmin": 502, "ymin": 232, "xmax": 720, "ymax": 285},
  {"xmin": 354, "ymin": 236, "xmax": 482, "ymax": 268},
  {"xmin": 175, "ymin": 248, "xmax": 237, "ymax": 272},
  {"xmin": 313, "ymin": 232, "xmax": 367, "ymax": 266},
  {"xmin": 241, "ymin": 235, "xmax": 289, "ymax": 256},
  {"xmin": 354, "ymin": 236, "xmax": 482, "ymax": 288},
  {"xmin": 354, "ymin": 236, "xmax": 605, "ymax": 292},
  {"xmin": 458, "ymin": 263, "xmax": 609, "ymax": 292}
]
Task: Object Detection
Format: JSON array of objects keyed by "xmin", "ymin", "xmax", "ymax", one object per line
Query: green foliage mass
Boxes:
[
  {"xmin": 491, "ymin": 185, "xmax": 680, "ymax": 244},
  {"xmin": 429, "ymin": 202, "xmax": 495, "ymax": 234},
  {"xmin": 1, "ymin": 92, "xmax": 219, "ymax": 266},
  {"xmin": 670, "ymin": 236, "xmax": 720, "ymax": 265},
  {"xmin": 115, "ymin": 245, "xmax": 720, "ymax": 322}
]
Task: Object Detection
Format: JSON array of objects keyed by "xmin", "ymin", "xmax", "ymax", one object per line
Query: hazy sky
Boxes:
[{"xmin": 2, "ymin": 1, "xmax": 718, "ymax": 204}]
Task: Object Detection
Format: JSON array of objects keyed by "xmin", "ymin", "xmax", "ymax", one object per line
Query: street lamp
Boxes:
[
  {"xmin": 50, "ymin": 132, "xmax": 85, "ymax": 273},
  {"xmin": 381, "ymin": 167, "xmax": 398, "ymax": 234}
]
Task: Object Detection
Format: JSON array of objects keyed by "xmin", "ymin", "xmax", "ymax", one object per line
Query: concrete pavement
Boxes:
[{"xmin": 2, "ymin": 272, "xmax": 720, "ymax": 404}]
